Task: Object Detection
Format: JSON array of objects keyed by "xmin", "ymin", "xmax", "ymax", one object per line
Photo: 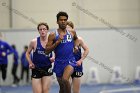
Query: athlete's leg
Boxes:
[
  {"xmin": 12, "ymin": 64, "xmax": 16, "ymax": 83},
  {"xmin": 63, "ymin": 65, "xmax": 74, "ymax": 93},
  {"xmin": 42, "ymin": 76, "xmax": 52, "ymax": 93},
  {"xmin": 12, "ymin": 64, "xmax": 19, "ymax": 84},
  {"xmin": 1, "ymin": 64, "xmax": 7, "ymax": 81},
  {"xmin": 32, "ymin": 78, "xmax": 42, "ymax": 93},
  {"xmin": 26, "ymin": 68, "xmax": 29, "ymax": 82},
  {"xmin": 57, "ymin": 77, "xmax": 65, "ymax": 93},
  {"xmin": 20, "ymin": 66, "xmax": 24, "ymax": 80},
  {"xmin": 72, "ymin": 77, "xmax": 81, "ymax": 93}
]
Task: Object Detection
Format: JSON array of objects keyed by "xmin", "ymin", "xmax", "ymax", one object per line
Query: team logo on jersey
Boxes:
[
  {"xmin": 67, "ymin": 35, "xmax": 72, "ymax": 42},
  {"xmin": 60, "ymin": 35, "xmax": 72, "ymax": 43},
  {"xmin": 37, "ymin": 50, "xmax": 51, "ymax": 57},
  {"xmin": 37, "ymin": 50, "xmax": 45, "ymax": 55},
  {"xmin": 37, "ymin": 47, "xmax": 40, "ymax": 50}
]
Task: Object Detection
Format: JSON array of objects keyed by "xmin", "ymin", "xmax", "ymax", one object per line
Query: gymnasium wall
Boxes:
[
  {"xmin": 0, "ymin": 0, "xmax": 140, "ymax": 29},
  {"xmin": 0, "ymin": 27, "xmax": 140, "ymax": 85}
]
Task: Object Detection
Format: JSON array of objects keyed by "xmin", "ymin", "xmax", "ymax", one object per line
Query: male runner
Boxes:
[
  {"xmin": 46, "ymin": 11, "xmax": 78, "ymax": 93},
  {"xmin": 67, "ymin": 21, "xmax": 89, "ymax": 93},
  {"xmin": 26, "ymin": 22, "xmax": 54, "ymax": 93}
]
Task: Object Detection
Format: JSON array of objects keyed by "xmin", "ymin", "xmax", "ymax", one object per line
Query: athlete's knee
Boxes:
[
  {"xmin": 73, "ymin": 89, "xmax": 80, "ymax": 93},
  {"xmin": 62, "ymin": 78, "xmax": 70, "ymax": 88},
  {"xmin": 62, "ymin": 76, "xmax": 69, "ymax": 81},
  {"xmin": 43, "ymin": 88, "xmax": 49, "ymax": 93},
  {"xmin": 43, "ymin": 85, "xmax": 50, "ymax": 92},
  {"xmin": 63, "ymin": 71, "xmax": 73, "ymax": 80}
]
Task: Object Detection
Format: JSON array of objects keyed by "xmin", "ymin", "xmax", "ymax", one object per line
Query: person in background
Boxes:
[
  {"xmin": 0, "ymin": 32, "xmax": 13, "ymax": 82},
  {"xmin": 11, "ymin": 44, "xmax": 20, "ymax": 86},
  {"xmin": 21, "ymin": 45, "xmax": 31, "ymax": 83}
]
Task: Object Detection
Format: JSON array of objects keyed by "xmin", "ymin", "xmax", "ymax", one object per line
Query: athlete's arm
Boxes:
[
  {"xmin": 70, "ymin": 29, "xmax": 78, "ymax": 53},
  {"xmin": 45, "ymin": 32, "xmax": 62, "ymax": 55},
  {"xmin": 0, "ymin": 42, "xmax": 13, "ymax": 57},
  {"xmin": 49, "ymin": 52, "xmax": 55, "ymax": 63},
  {"xmin": 13, "ymin": 50, "xmax": 19, "ymax": 60},
  {"xmin": 5, "ymin": 43, "xmax": 14, "ymax": 55},
  {"xmin": 77, "ymin": 37, "xmax": 89, "ymax": 66},
  {"xmin": 26, "ymin": 39, "xmax": 35, "ymax": 69},
  {"xmin": 79, "ymin": 37, "xmax": 89, "ymax": 61}
]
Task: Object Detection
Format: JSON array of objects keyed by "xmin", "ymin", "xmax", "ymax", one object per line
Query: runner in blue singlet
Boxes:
[
  {"xmin": 26, "ymin": 22, "xmax": 54, "ymax": 93},
  {"xmin": 45, "ymin": 11, "xmax": 78, "ymax": 93},
  {"xmin": 67, "ymin": 21, "xmax": 89, "ymax": 93}
]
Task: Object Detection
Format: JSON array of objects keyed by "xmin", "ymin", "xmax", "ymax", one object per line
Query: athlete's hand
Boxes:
[
  {"xmin": 29, "ymin": 63, "xmax": 35, "ymax": 69},
  {"xmin": 58, "ymin": 34, "xmax": 64, "ymax": 42},
  {"xmin": 49, "ymin": 56, "xmax": 55, "ymax": 63},
  {"xmin": 2, "ymin": 52, "xmax": 6, "ymax": 57},
  {"xmin": 77, "ymin": 60, "xmax": 83, "ymax": 66}
]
